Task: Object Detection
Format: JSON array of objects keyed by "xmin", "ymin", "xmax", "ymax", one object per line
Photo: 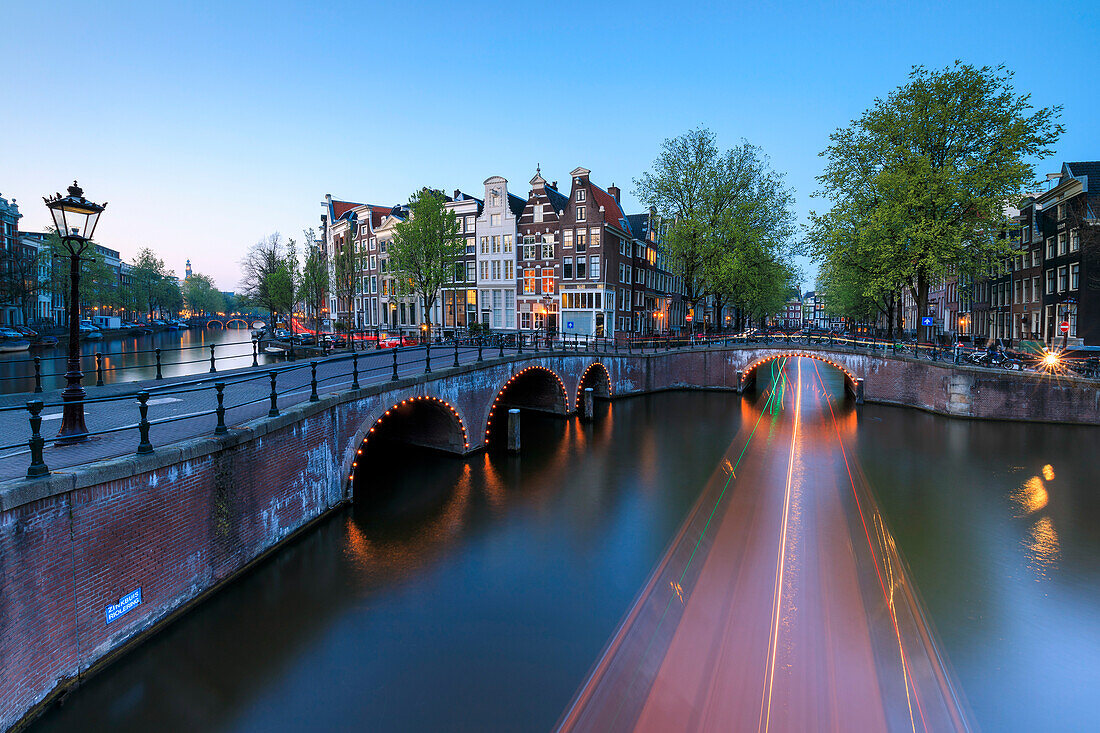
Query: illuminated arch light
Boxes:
[
  {"xmin": 348, "ymin": 395, "xmax": 470, "ymax": 483},
  {"xmin": 484, "ymin": 366, "xmax": 569, "ymax": 445},
  {"xmin": 743, "ymin": 352, "xmax": 859, "ymax": 386},
  {"xmin": 576, "ymin": 361, "xmax": 613, "ymax": 408}
]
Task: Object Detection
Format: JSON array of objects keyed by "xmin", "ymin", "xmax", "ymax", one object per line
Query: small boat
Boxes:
[
  {"xmin": 262, "ymin": 346, "xmax": 286, "ymax": 355},
  {"xmin": 0, "ymin": 339, "xmax": 31, "ymax": 353},
  {"xmin": 82, "ymin": 330, "xmax": 104, "ymax": 341},
  {"xmin": 31, "ymin": 336, "xmax": 59, "ymax": 348}
]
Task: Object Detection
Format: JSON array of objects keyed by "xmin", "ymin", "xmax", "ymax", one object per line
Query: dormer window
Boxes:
[
  {"xmin": 577, "ymin": 206, "xmax": 586, "ymax": 222},
  {"xmin": 576, "ymin": 189, "xmax": 586, "ymax": 202}
]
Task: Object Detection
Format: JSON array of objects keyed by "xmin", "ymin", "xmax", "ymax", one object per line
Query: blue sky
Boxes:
[{"xmin": 4, "ymin": 0, "xmax": 1098, "ymax": 290}]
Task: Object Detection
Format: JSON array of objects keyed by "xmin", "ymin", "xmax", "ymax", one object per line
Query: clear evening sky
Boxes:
[{"xmin": 4, "ymin": 0, "xmax": 1098, "ymax": 291}]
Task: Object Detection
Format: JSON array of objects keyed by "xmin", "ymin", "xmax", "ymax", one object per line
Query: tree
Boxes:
[
  {"xmin": 127, "ymin": 247, "xmax": 180, "ymax": 320},
  {"xmin": 331, "ymin": 222, "xmax": 362, "ymax": 343},
  {"xmin": 390, "ymin": 189, "xmax": 462, "ymax": 339},
  {"xmin": 0, "ymin": 239, "xmax": 47, "ymax": 324},
  {"xmin": 48, "ymin": 230, "xmax": 120, "ymax": 320},
  {"xmin": 634, "ymin": 127, "xmax": 798, "ymax": 333},
  {"xmin": 183, "ymin": 272, "xmax": 225, "ymax": 316},
  {"xmin": 239, "ymin": 233, "xmax": 294, "ymax": 328},
  {"xmin": 299, "ymin": 245, "xmax": 330, "ymax": 334},
  {"xmin": 812, "ymin": 62, "xmax": 1062, "ymax": 341}
]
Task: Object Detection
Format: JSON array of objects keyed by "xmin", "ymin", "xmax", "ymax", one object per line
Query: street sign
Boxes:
[
  {"xmin": 921, "ymin": 316, "xmax": 934, "ymax": 326},
  {"xmin": 566, "ymin": 321, "xmax": 574, "ymax": 329},
  {"xmin": 105, "ymin": 587, "xmax": 142, "ymax": 624},
  {"xmin": 1060, "ymin": 321, "xmax": 1070, "ymax": 334}
]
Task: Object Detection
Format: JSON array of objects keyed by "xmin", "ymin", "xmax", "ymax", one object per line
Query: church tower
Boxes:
[{"xmin": 185, "ymin": 259, "xmax": 192, "ymax": 279}]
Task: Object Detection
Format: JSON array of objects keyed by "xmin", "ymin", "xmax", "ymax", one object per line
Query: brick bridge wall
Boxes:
[{"xmin": 2, "ymin": 346, "xmax": 1098, "ymax": 730}]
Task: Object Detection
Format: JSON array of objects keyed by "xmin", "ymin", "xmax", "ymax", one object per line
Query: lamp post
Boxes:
[
  {"xmin": 541, "ymin": 294, "xmax": 553, "ymax": 346},
  {"xmin": 44, "ymin": 182, "xmax": 106, "ymax": 444}
]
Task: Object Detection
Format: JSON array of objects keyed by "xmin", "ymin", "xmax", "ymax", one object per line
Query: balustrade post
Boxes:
[
  {"xmin": 533, "ymin": 332, "xmax": 539, "ymax": 353},
  {"xmin": 95, "ymin": 352, "xmax": 104, "ymax": 387},
  {"xmin": 214, "ymin": 382, "xmax": 228, "ymax": 434},
  {"xmin": 33, "ymin": 356, "xmax": 43, "ymax": 393},
  {"xmin": 517, "ymin": 333, "xmax": 523, "ymax": 355},
  {"xmin": 453, "ymin": 339, "xmax": 460, "ymax": 368},
  {"xmin": 136, "ymin": 391, "xmax": 153, "ymax": 454},
  {"xmin": 498, "ymin": 336, "xmax": 505, "ymax": 359},
  {"xmin": 155, "ymin": 348, "xmax": 163, "ymax": 380},
  {"xmin": 252, "ymin": 338, "xmax": 259, "ymax": 367},
  {"xmin": 477, "ymin": 338, "xmax": 483, "ymax": 363},
  {"xmin": 209, "ymin": 344, "xmax": 217, "ymax": 373},
  {"xmin": 352, "ymin": 351, "xmax": 360, "ymax": 390},
  {"xmin": 268, "ymin": 371, "xmax": 280, "ymax": 417},
  {"xmin": 26, "ymin": 400, "xmax": 49, "ymax": 478},
  {"xmin": 424, "ymin": 343, "xmax": 432, "ymax": 373},
  {"xmin": 310, "ymin": 361, "xmax": 319, "ymax": 401},
  {"xmin": 391, "ymin": 348, "xmax": 399, "ymax": 381}
]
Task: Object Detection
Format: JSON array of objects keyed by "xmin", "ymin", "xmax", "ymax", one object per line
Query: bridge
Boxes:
[{"xmin": 2, "ymin": 340, "xmax": 1098, "ymax": 730}]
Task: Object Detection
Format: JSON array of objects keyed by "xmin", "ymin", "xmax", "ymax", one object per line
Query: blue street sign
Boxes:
[
  {"xmin": 566, "ymin": 321, "xmax": 574, "ymax": 329},
  {"xmin": 921, "ymin": 316, "xmax": 934, "ymax": 326},
  {"xmin": 105, "ymin": 587, "xmax": 142, "ymax": 624}
]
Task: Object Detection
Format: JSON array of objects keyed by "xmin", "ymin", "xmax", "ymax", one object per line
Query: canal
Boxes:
[
  {"xmin": 0, "ymin": 328, "xmax": 268, "ymax": 395},
  {"xmin": 29, "ymin": 360, "xmax": 1100, "ymax": 731}
]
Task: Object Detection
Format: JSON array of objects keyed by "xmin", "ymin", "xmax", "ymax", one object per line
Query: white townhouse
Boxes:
[{"xmin": 474, "ymin": 176, "xmax": 525, "ymax": 330}]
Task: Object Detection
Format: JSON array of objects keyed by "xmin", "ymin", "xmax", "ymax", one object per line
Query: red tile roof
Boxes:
[
  {"xmin": 589, "ymin": 184, "xmax": 630, "ymax": 234},
  {"xmin": 331, "ymin": 200, "xmax": 362, "ymax": 219}
]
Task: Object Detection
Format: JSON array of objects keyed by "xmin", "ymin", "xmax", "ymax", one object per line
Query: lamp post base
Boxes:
[{"xmin": 56, "ymin": 378, "xmax": 89, "ymax": 444}]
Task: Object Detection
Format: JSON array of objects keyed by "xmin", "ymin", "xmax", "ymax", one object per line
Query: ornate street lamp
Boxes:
[{"xmin": 44, "ymin": 181, "xmax": 106, "ymax": 443}]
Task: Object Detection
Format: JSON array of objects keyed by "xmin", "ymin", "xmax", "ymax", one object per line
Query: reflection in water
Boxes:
[
  {"xmin": 1013, "ymin": 476, "xmax": 1049, "ymax": 515},
  {"xmin": 1042, "ymin": 463, "xmax": 1055, "ymax": 481},
  {"xmin": 1025, "ymin": 516, "xmax": 1060, "ymax": 576}
]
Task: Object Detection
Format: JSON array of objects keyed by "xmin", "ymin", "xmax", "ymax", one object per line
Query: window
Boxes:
[
  {"xmin": 542, "ymin": 268, "xmax": 555, "ymax": 294},
  {"xmin": 467, "ymin": 262, "xmax": 476, "ymax": 281},
  {"xmin": 1032, "ymin": 276, "xmax": 1039, "ymax": 302},
  {"xmin": 1023, "ymin": 225, "xmax": 1030, "ymax": 243},
  {"xmin": 576, "ymin": 256, "xmax": 586, "ymax": 279},
  {"xmin": 492, "ymin": 289, "xmax": 502, "ymax": 328},
  {"xmin": 576, "ymin": 189, "xmax": 586, "ymax": 202},
  {"xmin": 505, "ymin": 260, "xmax": 514, "ymax": 280},
  {"xmin": 492, "ymin": 260, "xmax": 501, "ymax": 280},
  {"xmin": 466, "ymin": 238, "xmax": 476, "ymax": 255},
  {"xmin": 492, "ymin": 236, "xmax": 501, "ymax": 254},
  {"xmin": 619, "ymin": 238, "xmax": 627, "ymax": 255},
  {"xmin": 636, "ymin": 267, "xmax": 645, "ymax": 284},
  {"xmin": 491, "ymin": 213, "xmax": 501, "ymax": 227},
  {"xmin": 521, "ymin": 312, "xmax": 531, "ymax": 330},
  {"xmin": 1032, "ymin": 249, "xmax": 1040, "ymax": 268},
  {"xmin": 480, "ymin": 236, "xmax": 489, "ymax": 254},
  {"xmin": 1070, "ymin": 262, "xmax": 1080, "ymax": 290},
  {"xmin": 523, "ymin": 244, "xmax": 536, "ymax": 260},
  {"xmin": 1071, "ymin": 229, "xmax": 1080, "ymax": 252},
  {"xmin": 590, "ymin": 256, "xmax": 600, "ymax": 280},
  {"xmin": 466, "ymin": 216, "xmax": 475, "ymax": 233},
  {"xmin": 1059, "ymin": 233, "xmax": 1068, "ymax": 255},
  {"xmin": 564, "ymin": 229, "xmax": 573, "ymax": 249},
  {"xmin": 590, "ymin": 228, "xmax": 600, "ymax": 247},
  {"xmin": 370, "ymin": 276, "xmax": 377, "ymax": 293},
  {"xmin": 523, "ymin": 268, "xmax": 537, "ymax": 294},
  {"xmin": 1046, "ymin": 269, "xmax": 1055, "ymax": 294},
  {"xmin": 576, "ymin": 229, "xmax": 586, "ymax": 253},
  {"xmin": 541, "ymin": 240, "xmax": 554, "ymax": 259},
  {"xmin": 1057, "ymin": 202, "xmax": 1066, "ymax": 220},
  {"xmin": 563, "ymin": 257, "xmax": 573, "ymax": 279},
  {"xmin": 576, "ymin": 206, "xmax": 586, "ymax": 221},
  {"xmin": 369, "ymin": 254, "xmax": 377, "ymax": 270},
  {"xmin": 1058, "ymin": 266, "xmax": 1068, "ymax": 292},
  {"xmin": 505, "ymin": 290, "xmax": 514, "ymax": 328},
  {"xmin": 369, "ymin": 237, "xmax": 377, "ymax": 250},
  {"xmin": 503, "ymin": 234, "xmax": 513, "ymax": 253},
  {"xmin": 480, "ymin": 261, "xmax": 489, "ymax": 280},
  {"xmin": 1047, "ymin": 238, "xmax": 1056, "ymax": 259},
  {"xmin": 453, "ymin": 262, "xmax": 464, "ymax": 282},
  {"xmin": 534, "ymin": 204, "xmax": 544, "ymax": 223}
]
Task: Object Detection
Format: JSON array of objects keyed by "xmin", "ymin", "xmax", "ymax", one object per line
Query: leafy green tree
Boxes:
[
  {"xmin": 183, "ymin": 272, "xmax": 225, "ymax": 316},
  {"xmin": 299, "ymin": 245, "xmax": 330, "ymax": 334},
  {"xmin": 126, "ymin": 247, "xmax": 180, "ymax": 319},
  {"xmin": 634, "ymin": 127, "xmax": 797, "ymax": 333},
  {"xmin": 812, "ymin": 62, "xmax": 1062, "ymax": 341},
  {"xmin": 0, "ymin": 239, "xmax": 48, "ymax": 324},
  {"xmin": 48, "ymin": 230, "xmax": 120, "ymax": 319},
  {"xmin": 390, "ymin": 189, "xmax": 462, "ymax": 338},
  {"xmin": 239, "ymin": 233, "xmax": 294, "ymax": 328}
]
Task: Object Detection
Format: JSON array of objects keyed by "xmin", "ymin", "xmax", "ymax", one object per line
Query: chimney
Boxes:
[
  {"xmin": 551, "ymin": 181, "xmax": 557, "ymax": 189},
  {"xmin": 454, "ymin": 189, "xmax": 461, "ymax": 199},
  {"xmin": 608, "ymin": 184, "xmax": 620, "ymax": 203}
]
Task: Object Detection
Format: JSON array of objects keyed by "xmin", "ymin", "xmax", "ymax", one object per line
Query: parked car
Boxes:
[{"xmin": 292, "ymin": 332, "xmax": 316, "ymax": 345}]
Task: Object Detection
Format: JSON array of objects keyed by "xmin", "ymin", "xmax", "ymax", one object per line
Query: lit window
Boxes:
[
  {"xmin": 576, "ymin": 189, "xmax": 586, "ymax": 202},
  {"xmin": 577, "ymin": 206, "xmax": 586, "ymax": 221}
]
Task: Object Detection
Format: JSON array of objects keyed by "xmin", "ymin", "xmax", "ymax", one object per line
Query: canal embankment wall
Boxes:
[{"xmin": 3, "ymin": 347, "xmax": 1098, "ymax": 731}]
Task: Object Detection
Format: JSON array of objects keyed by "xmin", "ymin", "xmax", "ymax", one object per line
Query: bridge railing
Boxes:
[{"xmin": 4, "ymin": 332, "xmax": 1097, "ymax": 482}]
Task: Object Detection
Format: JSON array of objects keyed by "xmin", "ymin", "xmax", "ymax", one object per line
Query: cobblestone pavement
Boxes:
[{"xmin": 0, "ymin": 345, "xmax": 495, "ymax": 482}]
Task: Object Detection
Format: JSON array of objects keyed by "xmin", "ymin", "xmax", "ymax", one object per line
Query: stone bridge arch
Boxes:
[
  {"xmin": 740, "ymin": 351, "xmax": 861, "ymax": 394},
  {"xmin": 347, "ymin": 395, "xmax": 471, "ymax": 495},
  {"xmin": 576, "ymin": 362, "xmax": 612, "ymax": 417},
  {"xmin": 483, "ymin": 365, "xmax": 570, "ymax": 445}
]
